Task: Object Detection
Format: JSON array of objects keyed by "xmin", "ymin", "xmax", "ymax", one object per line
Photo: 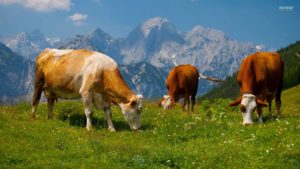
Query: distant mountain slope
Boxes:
[
  {"xmin": 0, "ymin": 30, "xmax": 61, "ymax": 60},
  {"xmin": 200, "ymin": 41, "xmax": 300, "ymax": 100},
  {"xmin": 0, "ymin": 42, "xmax": 34, "ymax": 103}
]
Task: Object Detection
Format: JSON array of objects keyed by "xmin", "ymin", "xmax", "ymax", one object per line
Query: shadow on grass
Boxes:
[
  {"xmin": 61, "ymin": 113, "xmax": 153, "ymax": 131},
  {"xmin": 262, "ymin": 113, "xmax": 284, "ymax": 123}
]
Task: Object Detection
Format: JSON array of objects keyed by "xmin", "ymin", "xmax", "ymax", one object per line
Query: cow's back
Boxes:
[
  {"xmin": 238, "ymin": 52, "xmax": 283, "ymax": 96},
  {"xmin": 255, "ymin": 52, "xmax": 283, "ymax": 93},
  {"xmin": 35, "ymin": 49, "xmax": 118, "ymax": 97}
]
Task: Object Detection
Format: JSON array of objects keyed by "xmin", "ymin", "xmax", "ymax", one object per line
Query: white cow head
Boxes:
[
  {"xmin": 120, "ymin": 94, "xmax": 143, "ymax": 131},
  {"xmin": 158, "ymin": 95, "xmax": 174, "ymax": 109},
  {"xmin": 229, "ymin": 94, "xmax": 267, "ymax": 125}
]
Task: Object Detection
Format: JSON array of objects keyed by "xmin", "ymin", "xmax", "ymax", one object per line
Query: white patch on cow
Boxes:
[
  {"xmin": 136, "ymin": 94, "xmax": 143, "ymax": 111},
  {"xmin": 49, "ymin": 48, "xmax": 73, "ymax": 57},
  {"xmin": 241, "ymin": 94, "xmax": 257, "ymax": 125},
  {"xmin": 79, "ymin": 52, "xmax": 118, "ymax": 94},
  {"xmin": 84, "ymin": 52, "xmax": 118, "ymax": 71},
  {"xmin": 161, "ymin": 95, "xmax": 171, "ymax": 109}
]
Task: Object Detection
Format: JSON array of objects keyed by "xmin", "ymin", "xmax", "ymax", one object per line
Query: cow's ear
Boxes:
[
  {"xmin": 229, "ymin": 96, "xmax": 242, "ymax": 106},
  {"xmin": 158, "ymin": 99, "xmax": 163, "ymax": 107},
  {"xmin": 256, "ymin": 98, "xmax": 267, "ymax": 107}
]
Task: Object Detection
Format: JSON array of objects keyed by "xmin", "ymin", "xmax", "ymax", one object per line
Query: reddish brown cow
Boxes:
[
  {"xmin": 229, "ymin": 52, "xmax": 284, "ymax": 125},
  {"xmin": 159, "ymin": 64, "xmax": 223, "ymax": 112},
  {"xmin": 31, "ymin": 48, "xmax": 143, "ymax": 131}
]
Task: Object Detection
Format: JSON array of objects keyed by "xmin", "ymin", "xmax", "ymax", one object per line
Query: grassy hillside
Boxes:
[
  {"xmin": 200, "ymin": 41, "xmax": 300, "ymax": 100},
  {"xmin": 0, "ymin": 86, "xmax": 299, "ymax": 168}
]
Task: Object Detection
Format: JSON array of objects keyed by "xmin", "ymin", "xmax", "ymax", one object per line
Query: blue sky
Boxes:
[{"xmin": 0, "ymin": 0, "xmax": 299, "ymax": 49}]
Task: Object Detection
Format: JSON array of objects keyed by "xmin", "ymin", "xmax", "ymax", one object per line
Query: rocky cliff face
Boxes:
[{"xmin": 0, "ymin": 42, "xmax": 34, "ymax": 103}]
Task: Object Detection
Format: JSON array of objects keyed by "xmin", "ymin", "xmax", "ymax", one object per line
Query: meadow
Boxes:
[{"xmin": 0, "ymin": 86, "xmax": 299, "ymax": 168}]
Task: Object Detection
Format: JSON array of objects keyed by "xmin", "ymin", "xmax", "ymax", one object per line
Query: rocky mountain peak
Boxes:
[{"xmin": 141, "ymin": 17, "xmax": 176, "ymax": 38}]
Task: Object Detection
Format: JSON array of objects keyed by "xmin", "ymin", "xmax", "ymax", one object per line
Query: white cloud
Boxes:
[
  {"xmin": 68, "ymin": 13, "xmax": 88, "ymax": 26},
  {"xmin": 0, "ymin": 0, "xmax": 72, "ymax": 12},
  {"xmin": 255, "ymin": 45, "xmax": 266, "ymax": 51}
]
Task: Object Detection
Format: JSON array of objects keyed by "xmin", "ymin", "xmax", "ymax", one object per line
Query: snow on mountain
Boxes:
[
  {"xmin": 121, "ymin": 17, "xmax": 257, "ymax": 78},
  {"xmin": 121, "ymin": 17, "xmax": 184, "ymax": 64}
]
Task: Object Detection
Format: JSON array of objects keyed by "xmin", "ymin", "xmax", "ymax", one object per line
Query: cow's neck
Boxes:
[
  {"xmin": 168, "ymin": 89, "xmax": 178, "ymax": 101},
  {"xmin": 241, "ymin": 70, "xmax": 255, "ymax": 95},
  {"xmin": 103, "ymin": 69, "xmax": 135, "ymax": 104}
]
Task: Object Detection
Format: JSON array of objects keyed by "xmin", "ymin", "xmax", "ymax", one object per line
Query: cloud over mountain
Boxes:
[
  {"xmin": 0, "ymin": 0, "xmax": 72, "ymax": 12},
  {"xmin": 68, "ymin": 13, "xmax": 88, "ymax": 26}
]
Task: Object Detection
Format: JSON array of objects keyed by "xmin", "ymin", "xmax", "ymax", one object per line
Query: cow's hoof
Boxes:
[
  {"xmin": 86, "ymin": 126, "xmax": 92, "ymax": 131},
  {"xmin": 243, "ymin": 122, "xmax": 253, "ymax": 126},
  {"xmin": 108, "ymin": 127, "xmax": 116, "ymax": 132},
  {"xmin": 29, "ymin": 115, "xmax": 36, "ymax": 121}
]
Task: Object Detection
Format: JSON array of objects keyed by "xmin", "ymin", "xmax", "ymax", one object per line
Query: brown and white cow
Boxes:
[
  {"xmin": 229, "ymin": 52, "xmax": 284, "ymax": 125},
  {"xmin": 158, "ymin": 64, "xmax": 224, "ymax": 112},
  {"xmin": 31, "ymin": 48, "xmax": 143, "ymax": 131}
]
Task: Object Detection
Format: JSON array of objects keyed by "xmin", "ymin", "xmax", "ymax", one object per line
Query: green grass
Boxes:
[{"xmin": 0, "ymin": 87, "xmax": 300, "ymax": 168}]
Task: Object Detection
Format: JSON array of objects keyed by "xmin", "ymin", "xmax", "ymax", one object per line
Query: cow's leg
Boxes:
[
  {"xmin": 47, "ymin": 93, "xmax": 56, "ymax": 119},
  {"xmin": 191, "ymin": 95, "xmax": 196, "ymax": 112},
  {"xmin": 275, "ymin": 92, "xmax": 282, "ymax": 117},
  {"xmin": 268, "ymin": 100, "xmax": 273, "ymax": 118},
  {"xmin": 276, "ymin": 72, "xmax": 283, "ymax": 117},
  {"xmin": 257, "ymin": 106, "xmax": 263, "ymax": 124},
  {"xmin": 268, "ymin": 100, "xmax": 272, "ymax": 113},
  {"xmin": 183, "ymin": 95, "xmax": 190, "ymax": 113},
  {"xmin": 104, "ymin": 106, "xmax": 116, "ymax": 132},
  {"xmin": 82, "ymin": 91, "xmax": 93, "ymax": 131},
  {"xmin": 31, "ymin": 70, "xmax": 44, "ymax": 120}
]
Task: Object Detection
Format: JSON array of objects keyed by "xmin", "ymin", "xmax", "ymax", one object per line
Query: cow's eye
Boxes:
[{"xmin": 240, "ymin": 105, "xmax": 246, "ymax": 113}]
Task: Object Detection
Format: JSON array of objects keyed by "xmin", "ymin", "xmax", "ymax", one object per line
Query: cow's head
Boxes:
[
  {"xmin": 120, "ymin": 94, "xmax": 143, "ymax": 131},
  {"xmin": 229, "ymin": 94, "xmax": 267, "ymax": 125},
  {"xmin": 158, "ymin": 95, "xmax": 174, "ymax": 109}
]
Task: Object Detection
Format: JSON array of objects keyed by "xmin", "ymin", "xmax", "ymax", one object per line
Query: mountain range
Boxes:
[
  {"xmin": 0, "ymin": 17, "xmax": 263, "ymax": 101},
  {"xmin": 0, "ymin": 30, "xmax": 61, "ymax": 60}
]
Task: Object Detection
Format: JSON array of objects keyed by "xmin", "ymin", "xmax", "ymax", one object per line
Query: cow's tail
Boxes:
[
  {"xmin": 199, "ymin": 73, "xmax": 225, "ymax": 83},
  {"xmin": 31, "ymin": 66, "xmax": 44, "ymax": 119}
]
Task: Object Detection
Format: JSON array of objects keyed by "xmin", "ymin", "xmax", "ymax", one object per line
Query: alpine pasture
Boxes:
[{"xmin": 0, "ymin": 85, "xmax": 299, "ymax": 168}]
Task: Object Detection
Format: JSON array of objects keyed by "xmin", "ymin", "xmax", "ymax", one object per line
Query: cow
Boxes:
[
  {"xmin": 229, "ymin": 52, "xmax": 284, "ymax": 125},
  {"xmin": 31, "ymin": 48, "xmax": 143, "ymax": 131},
  {"xmin": 158, "ymin": 64, "xmax": 224, "ymax": 112}
]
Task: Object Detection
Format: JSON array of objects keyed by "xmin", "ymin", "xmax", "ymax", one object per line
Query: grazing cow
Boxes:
[
  {"xmin": 229, "ymin": 52, "xmax": 284, "ymax": 125},
  {"xmin": 158, "ymin": 64, "xmax": 224, "ymax": 112},
  {"xmin": 31, "ymin": 48, "xmax": 143, "ymax": 131}
]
